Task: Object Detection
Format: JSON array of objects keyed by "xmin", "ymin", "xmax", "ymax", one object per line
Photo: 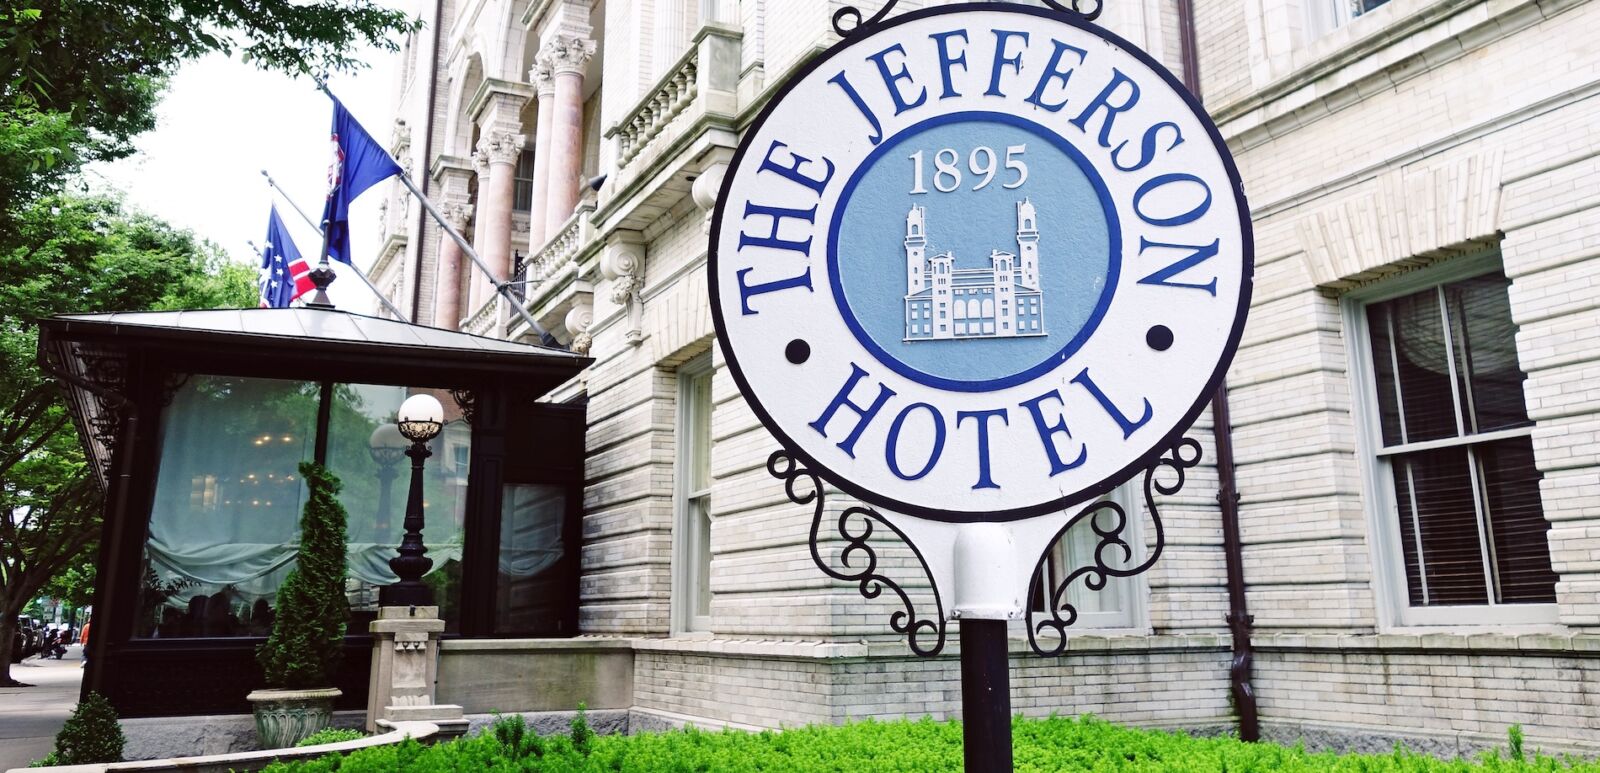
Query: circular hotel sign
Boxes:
[{"xmin": 710, "ymin": 4, "xmax": 1252, "ymax": 523}]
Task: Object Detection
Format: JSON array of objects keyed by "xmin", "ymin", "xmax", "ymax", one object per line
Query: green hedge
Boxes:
[{"xmin": 262, "ymin": 713, "xmax": 1599, "ymax": 773}]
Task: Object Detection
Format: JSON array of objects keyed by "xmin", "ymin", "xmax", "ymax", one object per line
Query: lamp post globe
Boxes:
[
  {"xmin": 381, "ymin": 393, "xmax": 446, "ymax": 607},
  {"xmin": 368, "ymin": 424, "xmax": 408, "ymax": 535}
]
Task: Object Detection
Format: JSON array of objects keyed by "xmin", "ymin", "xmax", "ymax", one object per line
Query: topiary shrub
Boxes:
[
  {"xmin": 257, "ymin": 462, "xmax": 349, "ymax": 689},
  {"xmin": 42, "ymin": 691, "xmax": 124, "ymax": 765}
]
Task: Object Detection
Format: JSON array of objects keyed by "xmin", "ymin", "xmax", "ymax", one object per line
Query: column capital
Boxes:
[
  {"xmin": 531, "ymin": 57, "xmax": 557, "ymax": 98},
  {"xmin": 477, "ymin": 131, "xmax": 526, "ymax": 166},
  {"xmin": 470, "ymin": 150, "xmax": 491, "ymax": 177},
  {"xmin": 441, "ymin": 201, "xmax": 473, "ymax": 231},
  {"xmin": 544, "ymin": 35, "xmax": 596, "ymax": 76}
]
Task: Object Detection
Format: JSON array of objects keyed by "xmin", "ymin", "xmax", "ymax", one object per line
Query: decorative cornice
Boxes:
[
  {"xmin": 465, "ymin": 78, "xmax": 536, "ymax": 124},
  {"xmin": 544, "ymin": 35, "xmax": 596, "ymax": 76}
]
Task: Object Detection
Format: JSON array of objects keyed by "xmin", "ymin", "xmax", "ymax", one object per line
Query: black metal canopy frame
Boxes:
[
  {"xmin": 832, "ymin": 0, "xmax": 1103, "ymax": 39},
  {"xmin": 769, "ymin": 436, "xmax": 1201, "ymax": 658}
]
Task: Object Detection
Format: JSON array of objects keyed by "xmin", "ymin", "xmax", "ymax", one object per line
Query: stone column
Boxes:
[
  {"xmin": 653, "ymin": 0, "xmax": 692, "ymax": 78},
  {"xmin": 432, "ymin": 202, "xmax": 472, "ymax": 331},
  {"xmin": 527, "ymin": 59, "xmax": 557, "ymax": 247},
  {"xmin": 471, "ymin": 131, "xmax": 524, "ymax": 323},
  {"xmin": 543, "ymin": 36, "xmax": 596, "ymax": 235},
  {"xmin": 467, "ymin": 150, "xmax": 491, "ymax": 313}
]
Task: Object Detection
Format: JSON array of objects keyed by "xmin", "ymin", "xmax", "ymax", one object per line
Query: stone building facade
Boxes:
[{"xmin": 372, "ymin": 0, "xmax": 1600, "ymax": 756}]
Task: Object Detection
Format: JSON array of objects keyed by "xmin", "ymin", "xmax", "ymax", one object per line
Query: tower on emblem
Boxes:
[{"xmin": 903, "ymin": 200, "xmax": 1046, "ymax": 341}]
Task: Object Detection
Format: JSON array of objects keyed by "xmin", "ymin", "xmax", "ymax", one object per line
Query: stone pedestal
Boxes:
[{"xmin": 365, "ymin": 606, "xmax": 467, "ymax": 736}]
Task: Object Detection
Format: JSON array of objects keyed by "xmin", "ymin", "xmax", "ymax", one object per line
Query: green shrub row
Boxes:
[
  {"xmin": 259, "ymin": 712, "xmax": 1600, "ymax": 773},
  {"xmin": 296, "ymin": 728, "xmax": 368, "ymax": 748}
]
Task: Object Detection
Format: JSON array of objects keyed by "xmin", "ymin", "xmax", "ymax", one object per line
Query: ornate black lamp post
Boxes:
[
  {"xmin": 379, "ymin": 394, "xmax": 444, "ymax": 607},
  {"xmin": 368, "ymin": 424, "xmax": 407, "ymax": 535}
]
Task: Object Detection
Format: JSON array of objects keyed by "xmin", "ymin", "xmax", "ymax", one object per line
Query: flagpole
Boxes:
[
  {"xmin": 262, "ymin": 170, "xmax": 411, "ymax": 322},
  {"xmin": 311, "ymin": 77, "xmax": 550, "ymax": 341}
]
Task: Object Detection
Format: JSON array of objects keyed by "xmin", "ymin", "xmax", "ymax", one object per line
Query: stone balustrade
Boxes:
[
  {"xmin": 605, "ymin": 25, "xmax": 741, "ymax": 177},
  {"xmin": 460, "ymin": 293, "xmax": 504, "ymax": 338}
]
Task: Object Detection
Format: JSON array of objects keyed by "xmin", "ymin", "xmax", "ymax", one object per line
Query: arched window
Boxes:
[{"xmin": 982, "ymin": 299, "xmax": 995, "ymax": 317}]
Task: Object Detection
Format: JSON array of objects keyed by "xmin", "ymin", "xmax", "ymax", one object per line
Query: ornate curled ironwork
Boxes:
[
  {"xmin": 449, "ymin": 388, "xmax": 475, "ymax": 424},
  {"xmin": 832, "ymin": 0, "xmax": 1103, "ymax": 39},
  {"xmin": 1040, "ymin": 0, "xmax": 1105, "ymax": 22},
  {"xmin": 768, "ymin": 450, "xmax": 947, "ymax": 656},
  {"xmin": 1026, "ymin": 437, "xmax": 1202, "ymax": 656}
]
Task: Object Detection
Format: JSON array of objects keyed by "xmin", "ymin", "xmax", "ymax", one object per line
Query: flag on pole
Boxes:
[
  {"xmin": 320, "ymin": 92, "xmax": 403, "ymax": 265},
  {"xmin": 259, "ymin": 207, "xmax": 315, "ymax": 308}
]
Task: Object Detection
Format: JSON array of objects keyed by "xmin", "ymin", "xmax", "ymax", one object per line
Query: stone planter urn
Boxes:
[{"xmin": 247, "ymin": 687, "xmax": 342, "ymax": 749}]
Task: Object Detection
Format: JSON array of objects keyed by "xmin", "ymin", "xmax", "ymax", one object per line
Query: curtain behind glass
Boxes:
[
  {"xmin": 324, "ymin": 385, "xmax": 469, "ymax": 631},
  {"xmin": 496, "ymin": 484, "xmax": 568, "ymax": 633},
  {"xmin": 136, "ymin": 376, "xmax": 319, "ymax": 638}
]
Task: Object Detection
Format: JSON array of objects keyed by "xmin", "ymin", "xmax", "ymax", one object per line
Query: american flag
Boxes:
[{"xmin": 259, "ymin": 206, "xmax": 315, "ymax": 308}]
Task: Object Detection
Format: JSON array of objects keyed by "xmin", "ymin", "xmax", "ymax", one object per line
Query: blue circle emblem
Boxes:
[{"xmin": 828, "ymin": 112, "xmax": 1120, "ymax": 392}]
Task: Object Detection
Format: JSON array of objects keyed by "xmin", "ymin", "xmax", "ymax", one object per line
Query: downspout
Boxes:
[
  {"xmin": 1174, "ymin": 0, "xmax": 1260, "ymax": 742},
  {"xmin": 410, "ymin": 0, "xmax": 447, "ymax": 323}
]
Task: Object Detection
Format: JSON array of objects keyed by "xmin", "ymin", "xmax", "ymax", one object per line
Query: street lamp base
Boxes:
[{"xmin": 379, "ymin": 582, "xmax": 435, "ymax": 607}]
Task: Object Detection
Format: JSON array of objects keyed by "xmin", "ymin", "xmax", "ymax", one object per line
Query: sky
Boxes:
[{"xmin": 89, "ymin": 44, "xmax": 403, "ymax": 315}]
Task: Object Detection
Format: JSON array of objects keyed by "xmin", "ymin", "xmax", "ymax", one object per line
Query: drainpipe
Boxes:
[
  {"xmin": 410, "ymin": 0, "xmax": 447, "ymax": 323},
  {"xmin": 1174, "ymin": 0, "xmax": 1260, "ymax": 742}
]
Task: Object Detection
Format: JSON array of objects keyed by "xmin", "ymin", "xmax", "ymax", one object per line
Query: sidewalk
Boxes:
[{"xmin": 0, "ymin": 647, "xmax": 84, "ymax": 770}]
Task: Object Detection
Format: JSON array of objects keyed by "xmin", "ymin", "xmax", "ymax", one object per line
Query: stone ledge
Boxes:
[
  {"xmin": 439, "ymin": 636, "xmax": 635, "ymax": 653},
  {"xmin": 630, "ymin": 633, "xmax": 1228, "ymax": 661},
  {"xmin": 10, "ymin": 720, "xmax": 442, "ymax": 773},
  {"xmin": 1255, "ymin": 631, "xmax": 1600, "ymax": 656}
]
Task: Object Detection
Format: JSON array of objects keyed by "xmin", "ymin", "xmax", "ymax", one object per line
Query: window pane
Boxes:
[
  {"xmin": 1444, "ymin": 273, "xmax": 1529, "ymax": 434},
  {"xmin": 513, "ymin": 149, "xmax": 536, "ymax": 212},
  {"xmin": 1391, "ymin": 446, "xmax": 1487, "ymax": 606},
  {"xmin": 325, "ymin": 385, "xmax": 469, "ymax": 632},
  {"xmin": 496, "ymin": 484, "xmax": 569, "ymax": 633},
  {"xmin": 693, "ymin": 496, "xmax": 712, "ymax": 620},
  {"xmin": 1478, "ymin": 438, "xmax": 1556, "ymax": 603},
  {"xmin": 136, "ymin": 376, "xmax": 318, "ymax": 638},
  {"xmin": 1366, "ymin": 304, "xmax": 1406, "ymax": 447},
  {"xmin": 1030, "ymin": 506, "xmax": 1131, "ymax": 621},
  {"xmin": 1370, "ymin": 289, "xmax": 1460, "ymax": 445}
]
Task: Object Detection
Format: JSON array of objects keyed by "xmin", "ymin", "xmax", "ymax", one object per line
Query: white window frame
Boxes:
[
  {"xmin": 1305, "ymin": 0, "xmax": 1395, "ymax": 37},
  {"xmin": 1017, "ymin": 483, "xmax": 1149, "ymax": 635},
  {"xmin": 671, "ymin": 355, "xmax": 715, "ymax": 635},
  {"xmin": 1343, "ymin": 253, "xmax": 1557, "ymax": 629}
]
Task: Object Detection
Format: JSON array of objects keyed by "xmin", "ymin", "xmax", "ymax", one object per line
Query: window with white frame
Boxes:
[
  {"xmin": 1307, "ymin": 0, "xmax": 1394, "ymax": 36},
  {"xmin": 673, "ymin": 356, "xmax": 714, "ymax": 633},
  {"xmin": 1028, "ymin": 485, "xmax": 1143, "ymax": 630},
  {"xmin": 1352, "ymin": 265, "xmax": 1557, "ymax": 625}
]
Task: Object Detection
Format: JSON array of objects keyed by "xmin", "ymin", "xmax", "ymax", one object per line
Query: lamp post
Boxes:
[
  {"xmin": 379, "ymin": 394, "xmax": 444, "ymax": 607},
  {"xmin": 368, "ymin": 424, "xmax": 408, "ymax": 535}
]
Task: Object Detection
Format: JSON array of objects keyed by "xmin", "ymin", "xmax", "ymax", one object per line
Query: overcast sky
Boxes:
[{"xmin": 89, "ymin": 44, "xmax": 402, "ymax": 314}]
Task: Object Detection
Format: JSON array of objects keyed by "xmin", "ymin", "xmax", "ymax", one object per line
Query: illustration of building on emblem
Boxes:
[{"xmin": 903, "ymin": 200, "xmax": 1045, "ymax": 341}]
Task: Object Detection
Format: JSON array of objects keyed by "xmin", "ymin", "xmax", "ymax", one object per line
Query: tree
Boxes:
[
  {"xmin": 256, "ymin": 463, "xmax": 349, "ymax": 690},
  {"xmin": 0, "ymin": 194, "xmax": 257, "ymax": 685},
  {"xmin": 0, "ymin": 1, "xmax": 419, "ymax": 228}
]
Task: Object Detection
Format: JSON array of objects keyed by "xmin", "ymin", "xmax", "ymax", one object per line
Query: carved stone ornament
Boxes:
[
  {"xmin": 564, "ymin": 303, "xmax": 595, "ymax": 355},
  {"xmin": 442, "ymin": 201, "xmax": 473, "ymax": 232},
  {"xmin": 600, "ymin": 245, "xmax": 645, "ymax": 346},
  {"xmin": 544, "ymin": 35, "xmax": 597, "ymax": 76},
  {"xmin": 692, "ymin": 163, "xmax": 728, "ymax": 234},
  {"xmin": 470, "ymin": 150, "xmax": 490, "ymax": 177},
  {"xmin": 531, "ymin": 56, "xmax": 557, "ymax": 97},
  {"xmin": 477, "ymin": 131, "xmax": 525, "ymax": 166}
]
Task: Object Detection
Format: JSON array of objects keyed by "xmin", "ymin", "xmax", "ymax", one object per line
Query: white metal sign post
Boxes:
[{"xmin": 709, "ymin": 2, "xmax": 1251, "ymax": 769}]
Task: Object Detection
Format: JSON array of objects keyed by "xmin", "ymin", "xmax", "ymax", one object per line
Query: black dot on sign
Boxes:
[
  {"xmin": 786, "ymin": 339, "xmax": 811, "ymax": 364},
  {"xmin": 1146, "ymin": 325, "xmax": 1174, "ymax": 351}
]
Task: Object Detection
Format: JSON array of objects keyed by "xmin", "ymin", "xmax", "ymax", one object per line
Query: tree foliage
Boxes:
[
  {"xmin": 38, "ymin": 691, "xmax": 125, "ymax": 766},
  {"xmin": 0, "ymin": 194, "xmax": 257, "ymax": 686},
  {"xmin": 257, "ymin": 462, "xmax": 349, "ymax": 690}
]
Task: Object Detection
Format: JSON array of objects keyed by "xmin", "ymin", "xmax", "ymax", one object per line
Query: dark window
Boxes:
[
  {"xmin": 1365, "ymin": 271, "xmax": 1554, "ymax": 607},
  {"xmin": 513, "ymin": 149, "xmax": 536, "ymax": 212}
]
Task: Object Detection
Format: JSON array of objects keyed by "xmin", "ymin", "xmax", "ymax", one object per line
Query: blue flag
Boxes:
[
  {"xmin": 259, "ymin": 207, "xmax": 314, "ymax": 308},
  {"xmin": 320, "ymin": 92, "xmax": 403, "ymax": 265}
]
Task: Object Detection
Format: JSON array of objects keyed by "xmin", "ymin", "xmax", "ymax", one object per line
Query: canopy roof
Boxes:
[{"xmin": 38, "ymin": 307, "xmax": 591, "ymax": 484}]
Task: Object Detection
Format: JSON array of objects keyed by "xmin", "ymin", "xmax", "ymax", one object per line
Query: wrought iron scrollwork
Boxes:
[
  {"xmin": 1040, "ymin": 0, "xmax": 1105, "ymax": 22},
  {"xmin": 768, "ymin": 450, "xmax": 947, "ymax": 656},
  {"xmin": 1026, "ymin": 437, "xmax": 1202, "ymax": 656},
  {"xmin": 831, "ymin": 0, "xmax": 901, "ymax": 39},
  {"xmin": 832, "ymin": 0, "xmax": 1104, "ymax": 39},
  {"xmin": 449, "ymin": 389, "xmax": 475, "ymax": 424}
]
